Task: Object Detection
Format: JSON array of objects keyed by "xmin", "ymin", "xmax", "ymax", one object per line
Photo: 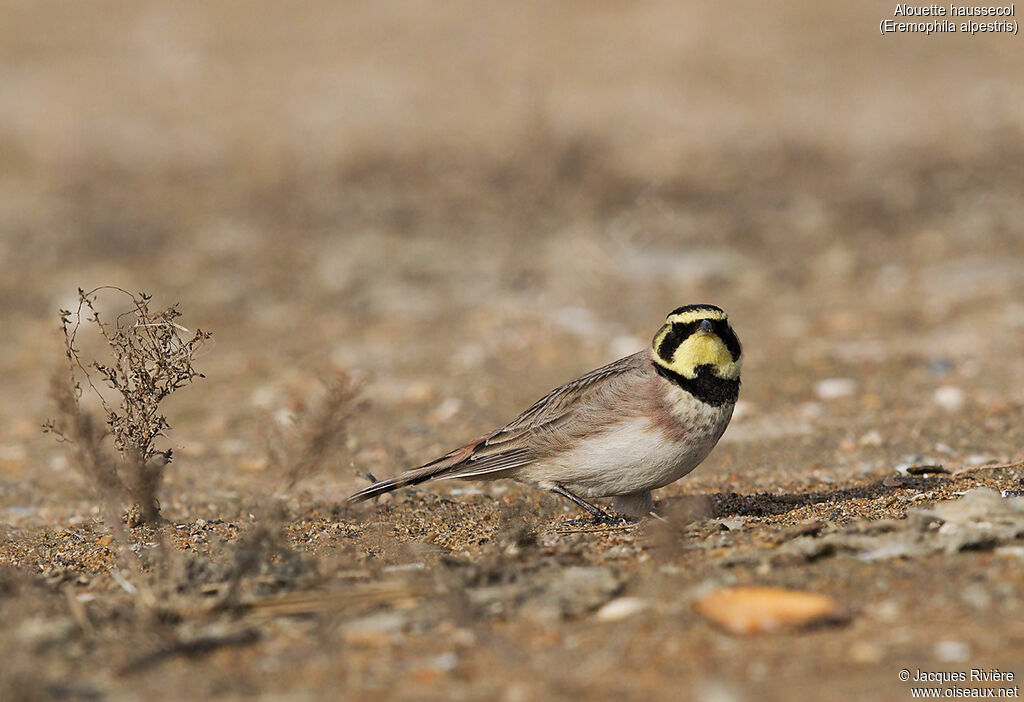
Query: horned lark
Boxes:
[{"xmin": 349, "ymin": 304, "xmax": 742, "ymax": 520}]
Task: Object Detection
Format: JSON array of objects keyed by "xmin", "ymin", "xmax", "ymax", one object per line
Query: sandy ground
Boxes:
[{"xmin": 2, "ymin": 2, "xmax": 1024, "ymax": 701}]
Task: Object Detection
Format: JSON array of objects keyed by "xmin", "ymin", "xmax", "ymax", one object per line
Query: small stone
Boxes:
[
  {"xmin": 430, "ymin": 397, "xmax": 462, "ymax": 423},
  {"xmin": 927, "ymin": 357, "xmax": 955, "ymax": 375},
  {"xmin": 718, "ymin": 518, "xmax": 746, "ymax": 531},
  {"xmin": 868, "ymin": 600, "xmax": 901, "ymax": 622},
  {"xmin": 799, "ymin": 402, "xmax": 825, "ymax": 419},
  {"xmin": 452, "ymin": 628, "xmax": 477, "ymax": 647},
  {"xmin": 849, "ymin": 641, "xmax": 884, "ymax": 664},
  {"xmin": 861, "ymin": 393, "xmax": 882, "ymax": 409},
  {"xmin": 249, "ymin": 386, "xmax": 277, "ymax": 409},
  {"xmin": 693, "ymin": 586, "xmax": 841, "ymax": 635},
  {"xmin": 995, "ymin": 546, "xmax": 1024, "ymax": 559},
  {"xmin": 934, "ymin": 640, "xmax": 970, "ymax": 662},
  {"xmin": 534, "ymin": 567, "xmax": 625, "ymax": 620},
  {"xmin": 959, "ymin": 583, "xmax": 992, "ymax": 610},
  {"xmin": 17, "ymin": 618, "xmax": 77, "ymax": 648},
  {"xmin": 341, "ymin": 612, "xmax": 407, "ymax": 646},
  {"xmin": 859, "ymin": 430, "xmax": 884, "ymax": 447},
  {"xmin": 237, "ymin": 458, "xmax": 268, "ymax": 472},
  {"xmin": 933, "ymin": 385, "xmax": 965, "ymax": 411},
  {"xmin": 503, "ymin": 683, "xmax": 532, "ymax": 702},
  {"xmin": 595, "ymin": 597, "xmax": 651, "ymax": 622},
  {"xmin": 693, "ymin": 680, "xmax": 744, "ymax": 702},
  {"xmin": 430, "ymin": 652, "xmax": 458, "ymax": 671},
  {"xmin": 219, "ymin": 439, "xmax": 247, "ymax": 456},
  {"xmin": 815, "ymin": 378, "xmax": 857, "ymax": 400},
  {"xmin": 404, "ymin": 382, "xmax": 435, "ymax": 403}
]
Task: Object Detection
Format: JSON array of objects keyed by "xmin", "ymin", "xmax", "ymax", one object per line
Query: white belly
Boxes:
[{"xmin": 517, "ymin": 402, "xmax": 733, "ymax": 498}]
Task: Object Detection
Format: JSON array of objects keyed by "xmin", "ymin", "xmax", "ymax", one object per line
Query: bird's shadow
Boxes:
[{"xmin": 663, "ymin": 474, "xmax": 950, "ymax": 522}]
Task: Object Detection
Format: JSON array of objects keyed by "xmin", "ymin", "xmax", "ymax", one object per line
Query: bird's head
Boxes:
[{"xmin": 651, "ymin": 304, "xmax": 742, "ymax": 382}]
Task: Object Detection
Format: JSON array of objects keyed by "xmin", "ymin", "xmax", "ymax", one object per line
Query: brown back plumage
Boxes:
[{"xmin": 347, "ymin": 352, "xmax": 650, "ymax": 502}]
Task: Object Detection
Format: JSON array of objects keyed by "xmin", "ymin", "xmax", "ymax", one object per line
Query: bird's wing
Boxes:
[
  {"xmin": 347, "ymin": 351, "xmax": 647, "ymax": 502},
  {"xmin": 476, "ymin": 351, "xmax": 646, "ymax": 444},
  {"xmin": 418, "ymin": 351, "xmax": 648, "ymax": 478}
]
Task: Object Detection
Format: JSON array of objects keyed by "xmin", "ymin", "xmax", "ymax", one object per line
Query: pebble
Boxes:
[
  {"xmin": 219, "ymin": 439, "xmax": 247, "ymax": 456},
  {"xmin": 522, "ymin": 566, "xmax": 625, "ymax": 622},
  {"xmin": 849, "ymin": 641, "xmax": 884, "ymax": 664},
  {"xmin": 341, "ymin": 612, "xmax": 408, "ymax": 646},
  {"xmin": 273, "ymin": 408, "xmax": 295, "ymax": 426},
  {"xmin": 430, "ymin": 652, "xmax": 458, "ymax": 671},
  {"xmin": 693, "ymin": 680, "xmax": 744, "ymax": 702},
  {"xmin": 17, "ymin": 617, "xmax": 77, "ymax": 647},
  {"xmin": 994, "ymin": 545, "xmax": 1024, "ymax": 559},
  {"xmin": 933, "ymin": 385, "xmax": 965, "ymax": 411},
  {"xmin": 959, "ymin": 583, "xmax": 992, "ymax": 610},
  {"xmin": 693, "ymin": 586, "xmax": 840, "ymax": 635},
  {"xmin": 934, "ymin": 640, "xmax": 971, "ymax": 662},
  {"xmin": 799, "ymin": 402, "xmax": 825, "ymax": 419},
  {"xmin": 927, "ymin": 357, "xmax": 955, "ymax": 375},
  {"xmin": 868, "ymin": 600, "xmax": 901, "ymax": 623},
  {"xmin": 404, "ymin": 381, "xmax": 435, "ymax": 403},
  {"xmin": 859, "ymin": 430, "xmax": 884, "ymax": 447},
  {"xmin": 249, "ymin": 386, "xmax": 277, "ymax": 409},
  {"xmin": 595, "ymin": 597, "xmax": 651, "ymax": 622},
  {"xmin": 430, "ymin": 397, "xmax": 462, "ymax": 422},
  {"xmin": 815, "ymin": 378, "xmax": 857, "ymax": 400}
]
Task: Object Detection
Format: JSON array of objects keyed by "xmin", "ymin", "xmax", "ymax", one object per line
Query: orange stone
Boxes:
[{"xmin": 693, "ymin": 586, "xmax": 839, "ymax": 635}]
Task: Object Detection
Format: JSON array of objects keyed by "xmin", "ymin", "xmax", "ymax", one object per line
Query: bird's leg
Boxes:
[{"xmin": 549, "ymin": 485, "xmax": 622, "ymax": 525}]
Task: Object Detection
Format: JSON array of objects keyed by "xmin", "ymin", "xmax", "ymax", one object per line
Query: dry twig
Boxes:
[{"xmin": 44, "ymin": 286, "xmax": 212, "ymax": 525}]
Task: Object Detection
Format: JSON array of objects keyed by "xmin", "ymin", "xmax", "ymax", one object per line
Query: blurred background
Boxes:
[
  {"xmin": 2, "ymin": 2, "xmax": 1024, "ymax": 699},
  {"xmin": 3, "ymin": 1, "xmax": 1023, "ymax": 494}
]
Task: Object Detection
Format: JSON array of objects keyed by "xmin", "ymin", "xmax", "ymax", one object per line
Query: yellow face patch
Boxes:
[
  {"xmin": 668, "ymin": 331, "xmax": 742, "ymax": 380},
  {"xmin": 652, "ymin": 313, "xmax": 742, "ymax": 381}
]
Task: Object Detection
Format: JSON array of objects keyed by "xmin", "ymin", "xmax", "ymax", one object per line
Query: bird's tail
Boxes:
[
  {"xmin": 347, "ymin": 464, "xmax": 451, "ymax": 503},
  {"xmin": 346, "ymin": 440, "xmax": 482, "ymax": 503}
]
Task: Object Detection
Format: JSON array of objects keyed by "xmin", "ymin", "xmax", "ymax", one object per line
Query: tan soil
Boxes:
[{"xmin": 2, "ymin": 3, "xmax": 1024, "ymax": 701}]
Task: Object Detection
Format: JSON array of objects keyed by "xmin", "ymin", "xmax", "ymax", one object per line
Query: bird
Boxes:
[{"xmin": 348, "ymin": 304, "xmax": 742, "ymax": 521}]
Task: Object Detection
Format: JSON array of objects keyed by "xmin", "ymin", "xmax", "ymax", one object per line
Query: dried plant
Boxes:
[
  {"xmin": 267, "ymin": 371, "xmax": 361, "ymax": 494},
  {"xmin": 44, "ymin": 286, "xmax": 212, "ymax": 525},
  {"xmin": 218, "ymin": 371, "xmax": 361, "ymax": 609}
]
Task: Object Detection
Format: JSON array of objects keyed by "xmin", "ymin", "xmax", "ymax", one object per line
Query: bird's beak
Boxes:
[{"xmin": 697, "ymin": 319, "xmax": 715, "ymax": 335}]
